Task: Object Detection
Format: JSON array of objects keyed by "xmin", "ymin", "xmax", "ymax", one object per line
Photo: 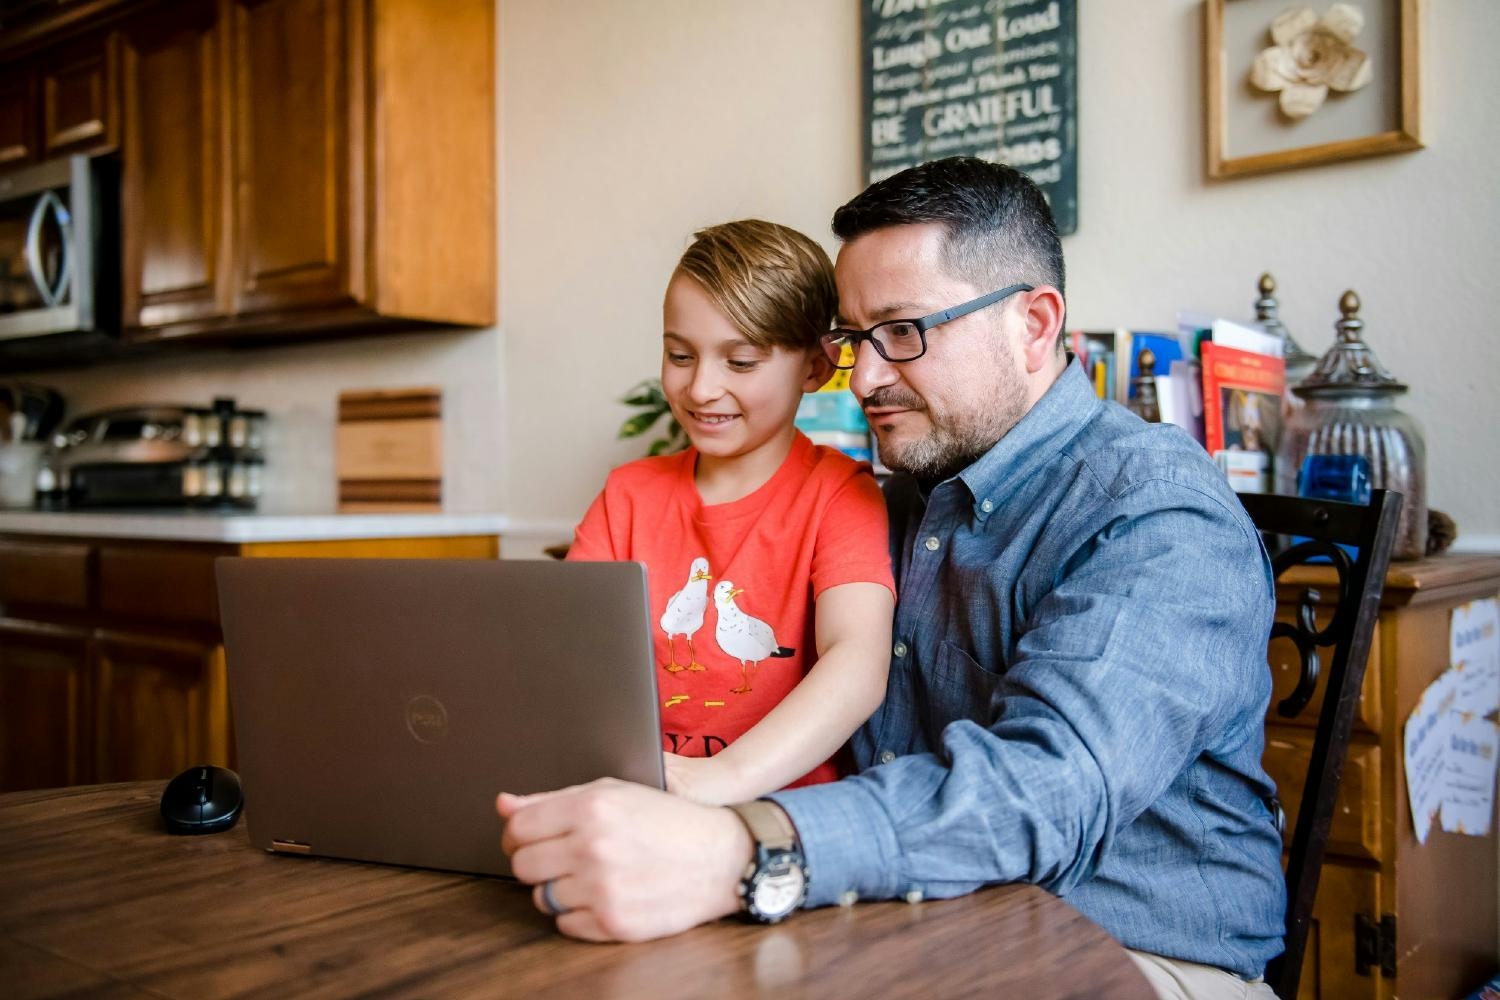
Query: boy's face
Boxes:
[{"xmin": 661, "ymin": 272, "xmax": 828, "ymax": 471}]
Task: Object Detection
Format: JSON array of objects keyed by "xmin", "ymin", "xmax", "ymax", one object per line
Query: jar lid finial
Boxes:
[
  {"xmin": 1294, "ymin": 287, "xmax": 1405, "ymax": 398},
  {"xmin": 1254, "ymin": 271, "xmax": 1317, "ymax": 376}
]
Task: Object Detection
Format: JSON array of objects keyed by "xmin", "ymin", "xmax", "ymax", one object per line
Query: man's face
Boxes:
[{"xmin": 835, "ymin": 223, "xmax": 1030, "ymax": 481}]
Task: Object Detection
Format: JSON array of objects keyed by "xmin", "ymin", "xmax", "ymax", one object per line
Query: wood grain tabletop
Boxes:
[{"xmin": 0, "ymin": 782, "xmax": 1155, "ymax": 999}]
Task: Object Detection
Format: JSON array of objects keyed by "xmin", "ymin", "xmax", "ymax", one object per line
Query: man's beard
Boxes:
[{"xmin": 864, "ymin": 361, "xmax": 1028, "ymax": 481}]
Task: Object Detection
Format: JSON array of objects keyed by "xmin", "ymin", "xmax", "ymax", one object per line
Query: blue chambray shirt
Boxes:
[{"xmin": 769, "ymin": 360, "xmax": 1286, "ymax": 979}]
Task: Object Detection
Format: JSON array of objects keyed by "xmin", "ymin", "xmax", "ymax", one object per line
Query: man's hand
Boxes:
[{"xmin": 497, "ymin": 778, "xmax": 752, "ymax": 942}]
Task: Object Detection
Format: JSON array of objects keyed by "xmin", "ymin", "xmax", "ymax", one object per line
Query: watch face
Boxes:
[{"xmin": 750, "ymin": 855, "xmax": 807, "ymax": 920}]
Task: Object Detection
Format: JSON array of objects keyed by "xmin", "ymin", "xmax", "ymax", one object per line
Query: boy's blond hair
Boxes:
[{"xmin": 674, "ymin": 220, "xmax": 836, "ymax": 353}]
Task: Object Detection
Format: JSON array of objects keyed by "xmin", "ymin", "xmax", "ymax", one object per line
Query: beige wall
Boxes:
[
  {"xmin": 500, "ymin": 0, "xmax": 1500, "ymax": 550},
  {"xmin": 30, "ymin": 0, "xmax": 1500, "ymax": 553}
]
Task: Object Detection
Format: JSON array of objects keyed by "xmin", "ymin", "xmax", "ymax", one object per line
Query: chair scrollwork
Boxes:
[
  {"xmin": 1238, "ymin": 490, "xmax": 1402, "ymax": 1000},
  {"xmin": 1268, "ymin": 539, "xmax": 1354, "ymax": 719}
]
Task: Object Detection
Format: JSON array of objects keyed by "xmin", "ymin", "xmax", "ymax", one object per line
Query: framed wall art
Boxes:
[
  {"xmin": 1205, "ymin": 0, "xmax": 1421, "ymax": 179},
  {"xmin": 861, "ymin": 0, "xmax": 1079, "ymax": 233}
]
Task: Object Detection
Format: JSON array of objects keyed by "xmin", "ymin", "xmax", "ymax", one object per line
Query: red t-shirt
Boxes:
[{"xmin": 568, "ymin": 432, "xmax": 894, "ymax": 787}]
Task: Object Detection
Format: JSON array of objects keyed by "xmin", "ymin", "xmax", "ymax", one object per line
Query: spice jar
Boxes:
[{"xmin": 1276, "ymin": 290, "xmax": 1427, "ymax": 558}]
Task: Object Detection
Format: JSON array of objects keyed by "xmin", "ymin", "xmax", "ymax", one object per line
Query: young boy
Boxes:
[{"xmin": 567, "ymin": 220, "xmax": 895, "ymax": 805}]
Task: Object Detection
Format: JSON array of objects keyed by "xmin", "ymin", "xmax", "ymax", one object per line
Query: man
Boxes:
[{"xmin": 500, "ymin": 157, "xmax": 1285, "ymax": 1000}]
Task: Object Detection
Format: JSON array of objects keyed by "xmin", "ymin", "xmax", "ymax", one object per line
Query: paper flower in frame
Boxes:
[{"xmin": 1249, "ymin": 3, "xmax": 1374, "ymax": 119}]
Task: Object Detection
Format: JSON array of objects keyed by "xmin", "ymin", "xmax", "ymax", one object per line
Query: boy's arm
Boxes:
[{"xmin": 667, "ymin": 581, "xmax": 893, "ymax": 804}]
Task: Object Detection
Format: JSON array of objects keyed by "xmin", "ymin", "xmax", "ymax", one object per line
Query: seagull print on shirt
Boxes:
[
  {"xmin": 659, "ymin": 557, "xmax": 712, "ymax": 673},
  {"xmin": 712, "ymin": 580, "xmax": 794, "ymax": 694}
]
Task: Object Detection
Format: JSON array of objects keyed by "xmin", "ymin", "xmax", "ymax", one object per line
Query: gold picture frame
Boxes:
[{"xmin": 1205, "ymin": 0, "xmax": 1422, "ymax": 179}]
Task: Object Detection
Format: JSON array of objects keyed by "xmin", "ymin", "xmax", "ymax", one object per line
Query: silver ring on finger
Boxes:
[{"xmin": 540, "ymin": 879, "xmax": 571, "ymax": 917}]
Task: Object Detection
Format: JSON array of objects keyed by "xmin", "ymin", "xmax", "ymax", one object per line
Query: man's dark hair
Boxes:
[{"xmin": 831, "ymin": 157, "xmax": 1065, "ymax": 300}]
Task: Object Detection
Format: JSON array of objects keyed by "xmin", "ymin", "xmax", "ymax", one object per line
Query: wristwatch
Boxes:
[{"xmin": 727, "ymin": 800, "xmax": 808, "ymax": 924}]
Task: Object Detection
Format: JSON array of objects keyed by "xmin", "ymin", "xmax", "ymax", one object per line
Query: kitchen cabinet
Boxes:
[
  {"xmin": 94, "ymin": 628, "xmax": 228, "ymax": 783},
  {"xmin": 229, "ymin": 0, "xmax": 352, "ymax": 316},
  {"xmin": 119, "ymin": 2, "xmax": 229, "ymax": 329},
  {"xmin": 0, "ymin": 66, "xmax": 38, "ymax": 168},
  {"xmin": 120, "ymin": 0, "xmax": 496, "ymax": 340},
  {"xmin": 43, "ymin": 31, "xmax": 121, "ymax": 158},
  {"xmin": 0, "ymin": 30, "xmax": 119, "ymax": 170},
  {"xmin": 0, "ymin": 529, "xmax": 499, "ymax": 792},
  {"xmin": 1261, "ymin": 553, "xmax": 1500, "ymax": 1000},
  {"xmin": 0, "ymin": 619, "xmax": 92, "ymax": 790}
]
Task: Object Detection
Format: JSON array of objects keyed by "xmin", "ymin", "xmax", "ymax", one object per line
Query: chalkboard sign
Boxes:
[{"xmin": 861, "ymin": 0, "xmax": 1078, "ymax": 236}]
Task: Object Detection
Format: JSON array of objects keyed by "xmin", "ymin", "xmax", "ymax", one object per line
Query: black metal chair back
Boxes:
[{"xmin": 1238, "ymin": 489, "xmax": 1402, "ymax": 1000}]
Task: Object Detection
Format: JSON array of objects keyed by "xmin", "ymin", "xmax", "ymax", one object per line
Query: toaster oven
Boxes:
[{"xmin": 40, "ymin": 398, "xmax": 266, "ymax": 509}]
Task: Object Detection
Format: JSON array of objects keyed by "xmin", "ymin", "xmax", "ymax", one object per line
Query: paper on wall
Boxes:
[
  {"xmin": 1404, "ymin": 669, "xmax": 1458, "ymax": 844},
  {"xmin": 1451, "ymin": 598, "xmax": 1500, "ymax": 721},
  {"xmin": 1440, "ymin": 714, "xmax": 1499, "ymax": 836}
]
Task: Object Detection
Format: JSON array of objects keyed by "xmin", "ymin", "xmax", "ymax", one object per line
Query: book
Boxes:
[
  {"xmin": 1163, "ymin": 358, "xmax": 1204, "ymax": 444},
  {"xmin": 1200, "ymin": 342, "xmax": 1285, "ymax": 493},
  {"xmin": 1069, "ymin": 329, "xmax": 1133, "ymax": 403},
  {"xmin": 1210, "ymin": 317, "xmax": 1284, "ymax": 358},
  {"xmin": 1126, "ymin": 332, "xmax": 1183, "ymax": 398},
  {"xmin": 1176, "ymin": 312, "xmax": 1213, "ymax": 358}
]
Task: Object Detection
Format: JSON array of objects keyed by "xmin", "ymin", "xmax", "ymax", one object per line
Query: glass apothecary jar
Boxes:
[{"xmin": 1276, "ymin": 290, "xmax": 1427, "ymax": 558}]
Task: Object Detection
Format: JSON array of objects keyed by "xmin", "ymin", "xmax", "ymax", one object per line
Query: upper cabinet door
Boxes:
[
  {"xmin": 229, "ymin": 0, "xmax": 357, "ymax": 316},
  {"xmin": 109, "ymin": 0, "xmax": 493, "ymax": 348},
  {"xmin": 42, "ymin": 32, "xmax": 121, "ymax": 159},
  {"xmin": 121, "ymin": 2, "xmax": 232, "ymax": 329},
  {"xmin": 0, "ymin": 65, "xmax": 39, "ymax": 168}
]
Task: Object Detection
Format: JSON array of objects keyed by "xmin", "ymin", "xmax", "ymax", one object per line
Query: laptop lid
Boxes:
[{"xmin": 216, "ymin": 557, "xmax": 664, "ymax": 877}]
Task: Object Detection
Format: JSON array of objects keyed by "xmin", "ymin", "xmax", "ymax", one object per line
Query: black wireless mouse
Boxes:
[{"xmin": 160, "ymin": 764, "xmax": 244, "ymax": 835}]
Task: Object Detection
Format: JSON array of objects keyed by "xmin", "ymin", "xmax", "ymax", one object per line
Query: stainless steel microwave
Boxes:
[{"xmin": 0, "ymin": 154, "xmax": 118, "ymax": 344}]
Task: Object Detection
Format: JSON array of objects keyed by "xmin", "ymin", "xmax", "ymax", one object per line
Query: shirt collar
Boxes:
[{"xmin": 955, "ymin": 357, "xmax": 1100, "ymax": 521}]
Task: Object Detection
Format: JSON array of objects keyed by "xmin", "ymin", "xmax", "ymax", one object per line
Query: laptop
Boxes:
[{"xmin": 215, "ymin": 557, "xmax": 665, "ymax": 877}]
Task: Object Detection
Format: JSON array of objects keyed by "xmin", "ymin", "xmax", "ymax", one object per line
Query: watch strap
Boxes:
[{"xmin": 728, "ymin": 800, "xmax": 798, "ymax": 854}]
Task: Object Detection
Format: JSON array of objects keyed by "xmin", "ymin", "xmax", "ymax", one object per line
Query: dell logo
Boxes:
[{"xmin": 405, "ymin": 695, "xmax": 449, "ymax": 744}]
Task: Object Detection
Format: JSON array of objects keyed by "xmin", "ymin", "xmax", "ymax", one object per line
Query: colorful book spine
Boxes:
[{"xmin": 1200, "ymin": 341, "xmax": 1286, "ymax": 493}]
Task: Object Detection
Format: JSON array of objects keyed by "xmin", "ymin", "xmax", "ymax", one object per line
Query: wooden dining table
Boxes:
[{"xmin": 1, "ymin": 782, "xmax": 1155, "ymax": 999}]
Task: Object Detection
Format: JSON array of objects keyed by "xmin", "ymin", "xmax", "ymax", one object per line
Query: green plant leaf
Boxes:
[
  {"xmin": 620, "ymin": 382, "xmax": 664, "ymax": 407},
  {"xmin": 618, "ymin": 411, "xmax": 664, "ymax": 439},
  {"xmin": 618, "ymin": 377, "xmax": 688, "ymax": 454}
]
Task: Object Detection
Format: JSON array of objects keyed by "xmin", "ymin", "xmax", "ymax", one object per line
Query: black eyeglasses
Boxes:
[{"xmin": 819, "ymin": 282, "xmax": 1034, "ymax": 370}]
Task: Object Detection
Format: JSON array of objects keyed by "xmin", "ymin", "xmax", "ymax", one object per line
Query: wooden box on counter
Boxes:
[
  {"xmin": 1261, "ymin": 552, "xmax": 1500, "ymax": 1000},
  {"xmin": 336, "ymin": 387, "xmax": 443, "ymax": 512},
  {"xmin": 0, "ymin": 527, "xmax": 497, "ymax": 792}
]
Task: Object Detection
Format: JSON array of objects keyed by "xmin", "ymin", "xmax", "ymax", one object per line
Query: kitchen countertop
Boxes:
[{"xmin": 0, "ymin": 509, "xmax": 512, "ymax": 543}]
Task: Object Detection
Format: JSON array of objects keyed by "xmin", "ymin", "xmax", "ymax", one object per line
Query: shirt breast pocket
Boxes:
[{"xmin": 916, "ymin": 641, "xmax": 1007, "ymax": 751}]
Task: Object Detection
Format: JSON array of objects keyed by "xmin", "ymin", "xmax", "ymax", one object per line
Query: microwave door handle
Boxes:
[{"xmin": 24, "ymin": 190, "xmax": 74, "ymax": 309}]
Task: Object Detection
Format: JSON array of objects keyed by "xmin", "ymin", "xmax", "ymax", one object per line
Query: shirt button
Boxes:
[
  {"xmin": 980, "ymin": 499, "xmax": 994, "ymax": 513},
  {"xmin": 893, "ymin": 641, "xmax": 907, "ymax": 658},
  {"xmin": 839, "ymin": 890, "xmax": 859, "ymax": 907},
  {"xmin": 879, "ymin": 750, "xmax": 896, "ymax": 764},
  {"xmin": 923, "ymin": 536, "xmax": 940, "ymax": 552},
  {"xmin": 905, "ymin": 889, "xmax": 924, "ymax": 904}
]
